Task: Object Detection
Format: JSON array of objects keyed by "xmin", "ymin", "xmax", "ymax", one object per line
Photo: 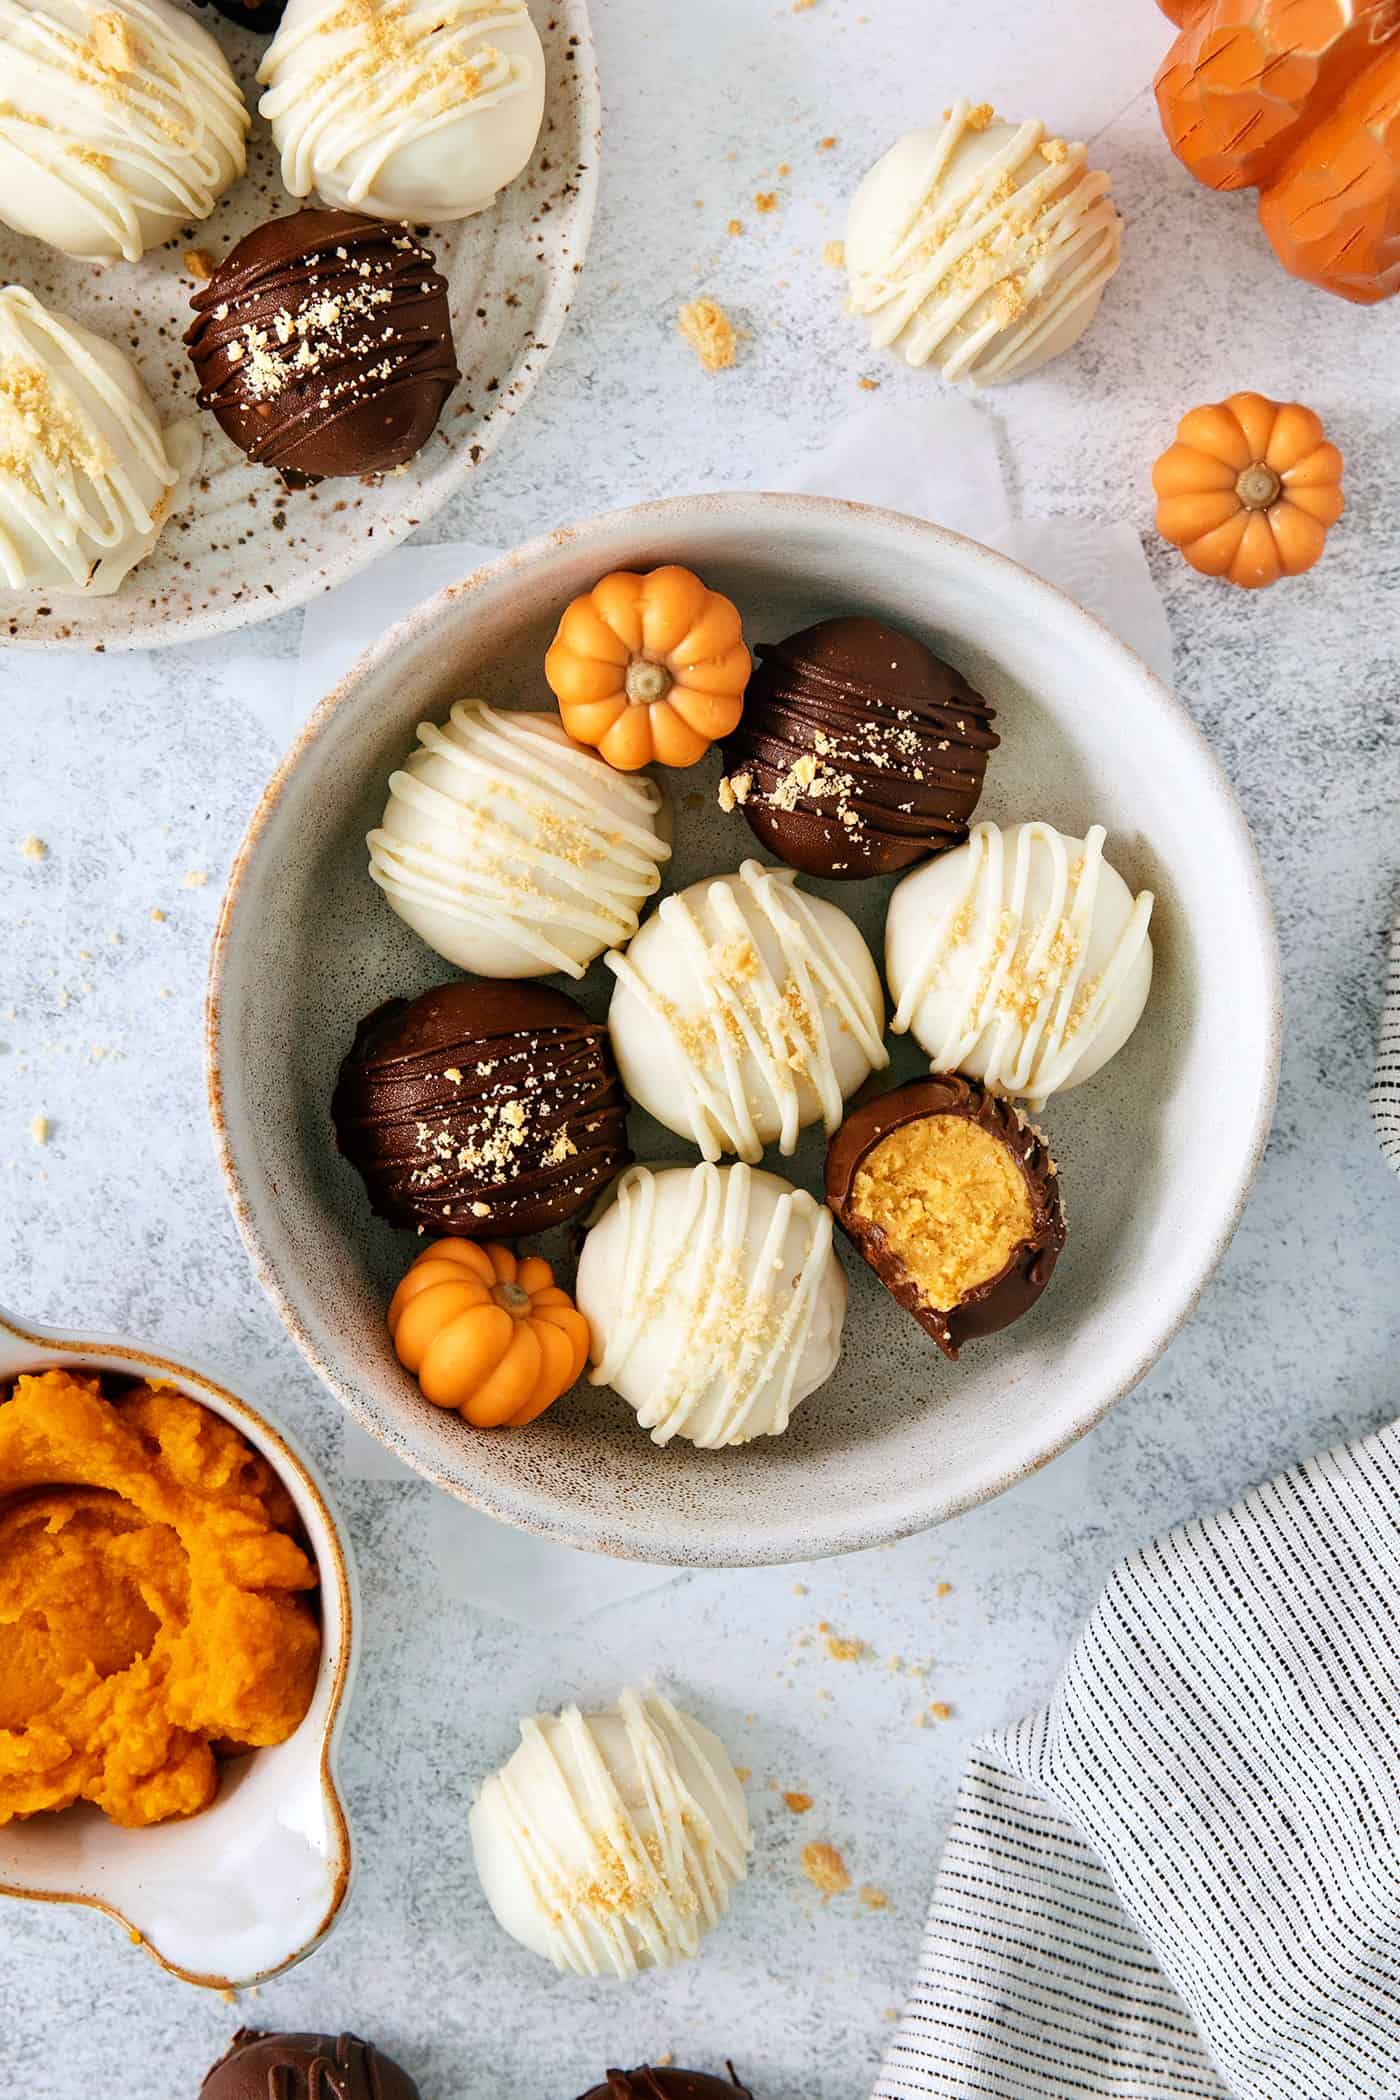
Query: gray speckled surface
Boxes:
[{"xmin": 2, "ymin": 2, "xmax": 1399, "ymax": 2096}]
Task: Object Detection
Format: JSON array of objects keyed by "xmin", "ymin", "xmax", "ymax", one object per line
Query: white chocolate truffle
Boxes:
[
  {"xmin": 845, "ymin": 99, "xmax": 1122, "ymax": 386},
  {"xmin": 367, "ymin": 701, "xmax": 671, "ymax": 981},
  {"xmin": 0, "ymin": 0, "xmax": 248, "ymax": 264},
  {"xmin": 470, "ymin": 1686, "xmax": 752, "ymax": 1979},
  {"xmin": 886, "ymin": 821, "xmax": 1154, "ymax": 1109},
  {"xmin": 0, "ymin": 286, "xmax": 190, "ymax": 597},
  {"xmin": 605, "ymin": 861, "xmax": 888, "ymax": 1162},
  {"xmin": 258, "ymin": 0, "xmax": 546, "ymax": 224},
  {"xmin": 577, "ymin": 1162, "xmax": 847, "ymax": 1448}
]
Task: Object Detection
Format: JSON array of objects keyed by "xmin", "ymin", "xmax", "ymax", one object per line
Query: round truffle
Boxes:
[
  {"xmin": 845, "ymin": 98, "xmax": 1122, "ymax": 385},
  {"xmin": 258, "ymin": 0, "xmax": 546, "ymax": 224},
  {"xmin": 577, "ymin": 2072, "xmax": 754, "ymax": 2100},
  {"xmin": 185, "ymin": 210, "xmax": 459, "ymax": 485},
  {"xmin": 331, "ymin": 980, "xmax": 630, "ymax": 1236},
  {"xmin": 826, "ymin": 1075, "xmax": 1065, "ymax": 1359},
  {"xmin": 368, "ymin": 701, "xmax": 671, "ymax": 981},
  {"xmin": 605, "ymin": 861, "xmax": 887, "ymax": 1162},
  {"xmin": 886, "ymin": 821, "xmax": 1154, "ymax": 1109},
  {"xmin": 719, "ymin": 616, "xmax": 997, "ymax": 879},
  {"xmin": 576, "ymin": 1163, "xmax": 847, "ymax": 1448},
  {"xmin": 0, "ymin": 0, "xmax": 248, "ymax": 262},
  {"xmin": 0, "ymin": 287, "xmax": 189, "ymax": 599},
  {"xmin": 470, "ymin": 1686, "xmax": 751, "ymax": 1978},
  {"xmin": 201, "ymin": 2030, "xmax": 420, "ymax": 2100}
]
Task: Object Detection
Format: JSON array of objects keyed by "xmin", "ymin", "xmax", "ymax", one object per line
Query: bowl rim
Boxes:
[
  {"xmin": 0, "ymin": 0, "xmax": 601, "ymax": 653},
  {"xmin": 0, "ymin": 1306, "xmax": 356, "ymax": 1988},
  {"xmin": 205, "ymin": 489, "xmax": 1283, "ymax": 1565}
]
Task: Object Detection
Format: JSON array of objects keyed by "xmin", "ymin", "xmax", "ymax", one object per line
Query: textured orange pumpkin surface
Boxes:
[
  {"xmin": 1156, "ymin": 0, "xmax": 1400, "ymax": 302},
  {"xmin": 1153, "ymin": 390, "xmax": 1344, "ymax": 587},
  {"xmin": 0, "ymin": 1371, "xmax": 320, "ymax": 1828},
  {"xmin": 389, "ymin": 1238, "xmax": 590, "ymax": 1426},
  {"xmin": 545, "ymin": 564, "xmax": 751, "ymax": 770}
]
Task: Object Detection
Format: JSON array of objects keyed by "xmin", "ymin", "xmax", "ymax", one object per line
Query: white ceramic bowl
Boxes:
[
  {"xmin": 207, "ymin": 493, "xmax": 1281, "ymax": 1566},
  {"xmin": 0, "ymin": 1308, "xmax": 357, "ymax": 1987}
]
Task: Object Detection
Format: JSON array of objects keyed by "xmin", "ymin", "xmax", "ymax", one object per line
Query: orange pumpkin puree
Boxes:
[{"xmin": 0, "ymin": 1369, "xmax": 320, "ymax": 1829}]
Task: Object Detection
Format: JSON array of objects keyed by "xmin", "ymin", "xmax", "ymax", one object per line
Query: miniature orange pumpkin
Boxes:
[
  {"xmin": 1153, "ymin": 392, "xmax": 1344, "ymax": 589},
  {"xmin": 1155, "ymin": 1, "xmax": 1400, "ymax": 303},
  {"xmin": 545, "ymin": 564, "xmax": 751, "ymax": 771},
  {"xmin": 388, "ymin": 1239, "xmax": 589, "ymax": 1427}
]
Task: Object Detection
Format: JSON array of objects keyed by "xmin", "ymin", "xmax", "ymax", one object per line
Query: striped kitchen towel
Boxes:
[
  {"xmin": 1372, "ymin": 917, "xmax": 1400, "ymax": 1174},
  {"xmin": 877, "ymin": 939, "xmax": 1400, "ymax": 2100}
]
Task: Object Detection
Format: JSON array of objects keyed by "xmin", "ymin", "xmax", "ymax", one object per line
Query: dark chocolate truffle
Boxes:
[
  {"xmin": 826, "ymin": 1074, "xmax": 1065, "ymax": 1359},
  {"xmin": 577, "ymin": 2071, "xmax": 754, "ymax": 2100},
  {"xmin": 720, "ymin": 615, "xmax": 997, "ymax": 879},
  {"xmin": 185, "ymin": 210, "xmax": 459, "ymax": 486},
  {"xmin": 332, "ymin": 980, "xmax": 631, "ymax": 1236},
  {"xmin": 201, "ymin": 2029, "xmax": 420, "ymax": 2100}
]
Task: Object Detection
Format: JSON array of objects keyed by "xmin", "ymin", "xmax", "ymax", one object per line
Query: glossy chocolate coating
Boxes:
[
  {"xmin": 577, "ymin": 2071, "xmax": 754, "ymax": 2100},
  {"xmin": 186, "ymin": 210, "xmax": 459, "ymax": 486},
  {"xmin": 825, "ymin": 1074, "xmax": 1065, "ymax": 1359},
  {"xmin": 332, "ymin": 979, "xmax": 630, "ymax": 1236},
  {"xmin": 200, "ymin": 2029, "xmax": 420, "ymax": 2100},
  {"xmin": 720, "ymin": 616, "xmax": 997, "ymax": 880}
]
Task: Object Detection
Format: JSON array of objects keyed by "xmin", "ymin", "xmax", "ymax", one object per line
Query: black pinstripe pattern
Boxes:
[{"xmin": 1372, "ymin": 919, "xmax": 1400, "ymax": 1173}]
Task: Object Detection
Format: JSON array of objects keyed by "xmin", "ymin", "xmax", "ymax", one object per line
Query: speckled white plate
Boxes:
[
  {"xmin": 207, "ymin": 492, "xmax": 1282, "ymax": 1567},
  {"xmin": 0, "ymin": 0, "xmax": 596, "ymax": 651},
  {"xmin": 0, "ymin": 1306, "xmax": 358, "ymax": 1986}
]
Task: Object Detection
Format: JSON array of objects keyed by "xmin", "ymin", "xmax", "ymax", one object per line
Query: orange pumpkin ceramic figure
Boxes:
[
  {"xmin": 545, "ymin": 564, "xmax": 751, "ymax": 770},
  {"xmin": 388, "ymin": 1239, "xmax": 589, "ymax": 1427},
  {"xmin": 1155, "ymin": 1, "xmax": 1400, "ymax": 303},
  {"xmin": 1153, "ymin": 392, "xmax": 1344, "ymax": 589}
]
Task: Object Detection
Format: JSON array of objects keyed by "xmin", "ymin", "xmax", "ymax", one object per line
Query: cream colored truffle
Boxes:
[
  {"xmin": 845, "ymin": 98, "xmax": 1121, "ymax": 385},
  {"xmin": 885, "ymin": 820, "xmax": 1154, "ymax": 1108},
  {"xmin": 367, "ymin": 701, "xmax": 671, "ymax": 981},
  {"xmin": 0, "ymin": 287, "xmax": 190, "ymax": 597},
  {"xmin": 605, "ymin": 861, "xmax": 888, "ymax": 1162},
  {"xmin": 259, "ymin": 0, "xmax": 546, "ymax": 223},
  {"xmin": 0, "ymin": 0, "xmax": 248, "ymax": 263},
  {"xmin": 577, "ymin": 1162, "xmax": 847, "ymax": 1449},
  {"xmin": 470, "ymin": 1686, "xmax": 752, "ymax": 1979}
]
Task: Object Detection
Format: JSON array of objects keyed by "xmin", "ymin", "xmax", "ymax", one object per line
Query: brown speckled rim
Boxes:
[
  {"xmin": 0, "ymin": 1308, "xmax": 356, "ymax": 1988},
  {"xmin": 4, "ymin": 3, "xmax": 600, "ymax": 653},
  {"xmin": 205, "ymin": 491, "xmax": 1284, "ymax": 1565}
]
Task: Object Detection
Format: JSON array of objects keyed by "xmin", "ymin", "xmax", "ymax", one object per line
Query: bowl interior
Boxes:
[
  {"xmin": 0, "ymin": 1320, "xmax": 355, "ymax": 1986},
  {"xmin": 210, "ymin": 495, "xmax": 1279, "ymax": 1565}
]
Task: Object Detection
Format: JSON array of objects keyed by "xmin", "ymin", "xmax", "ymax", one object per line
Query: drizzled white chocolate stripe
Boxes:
[
  {"xmin": 367, "ymin": 701, "xmax": 669, "ymax": 980},
  {"xmin": 0, "ymin": 0, "xmax": 248, "ymax": 263},
  {"xmin": 846, "ymin": 99, "xmax": 1121, "ymax": 385},
  {"xmin": 585, "ymin": 1163, "xmax": 842, "ymax": 1449},
  {"xmin": 470, "ymin": 1687, "xmax": 751, "ymax": 1978},
  {"xmin": 605, "ymin": 860, "xmax": 888, "ymax": 1162},
  {"xmin": 890, "ymin": 821, "xmax": 1154, "ymax": 1108}
]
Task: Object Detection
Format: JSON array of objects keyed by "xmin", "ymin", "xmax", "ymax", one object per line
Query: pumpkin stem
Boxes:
[
  {"xmin": 492, "ymin": 1281, "xmax": 532, "ymax": 1315},
  {"xmin": 624, "ymin": 658, "xmax": 673, "ymax": 706},
  {"xmin": 1236, "ymin": 462, "xmax": 1282, "ymax": 511}
]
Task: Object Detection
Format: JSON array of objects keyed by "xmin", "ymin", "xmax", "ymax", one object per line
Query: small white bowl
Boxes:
[
  {"xmin": 0, "ymin": 1309, "xmax": 357, "ymax": 1988},
  {"xmin": 207, "ymin": 492, "xmax": 1281, "ymax": 1567}
]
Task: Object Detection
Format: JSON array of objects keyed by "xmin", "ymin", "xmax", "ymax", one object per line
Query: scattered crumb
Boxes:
[
  {"xmin": 21, "ymin": 835, "xmax": 48, "ymax": 861},
  {"xmin": 822, "ymin": 240, "xmax": 845, "ymax": 269},
  {"xmin": 677, "ymin": 297, "xmax": 737, "ymax": 373},
  {"xmin": 92, "ymin": 9, "xmax": 137, "ymax": 70},
  {"xmin": 1040, "ymin": 136, "xmax": 1069, "ymax": 165},
  {"xmin": 443, "ymin": 1066, "xmax": 464, "ymax": 1084},
  {"xmin": 30, "ymin": 1114, "xmax": 48, "ymax": 1146},
  {"xmin": 860, "ymin": 1885, "xmax": 889, "ymax": 1911},
  {"xmin": 858, "ymin": 376, "xmax": 880, "ymax": 391},
  {"xmin": 754, "ymin": 191, "xmax": 779, "ymax": 214},
  {"xmin": 149, "ymin": 907, "xmax": 166, "ymax": 923},
  {"xmin": 825, "ymin": 1633, "xmax": 867, "ymax": 1662},
  {"xmin": 181, "ymin": 868, "xmax": 209, "ymax": 889},
  {"xmin": 882, "ymin": 2008, "xmax": 900, "ymax": 2024},
  {"xmin": 929, "ymin": 1701, "xmax": 953, "ymax": 1722},
  {"xmin": 184, "ymin": 249, "xmax": 216, "ymax": 281},
  {"xmin": 913, "ymin": 1711, "xmax": 928, "ymax": 1729},
  {"xmin": 158, "ymin": 987, "xmax": 171, "ymax": 999},
  {"xmin": 792, "ymin": 1581, "xmax": 808, "ymax": 1596},
  {"xmin": 802, "ymin": 1842, "xmax": 851, "ymax": 1898},
  {"xmin": 734, "ymin": 1766, "xmax": 751, "ymax": 1784},
  {"xmin": 469, "ymin": 1201, "xmax": 491, "ymax": 1218},
  {"xmin": 727, "ymin": 218, "xmax": 744, "ymax": 237},
  {"xmin": 217, "ymin": 1987, "xmax": 237, "ymax": 2006},
  {"xmin": 936, "ymin": 1581, "xmax": 953, "ymax": 1597},
  {"xmin": 784, "ymin": 1792, "xmax": 814, "ymax": 1814},
  {"xmin": 653, "ymin": 2056, "xmax": 674, "ymax": 2071},
  {"xmin": 777, "ymin": 162, "xmax": 790, "ymax": 177},
  {"xmin": 792, "ymin": 0, "xmax": 816, "ymax": 10},
  {"xmin": 967, "ymin": 102, "xmax": 995, "ymax": 132},
  {"xmin": 819, "ymin": 136, "xmax": 837, "ymax": 150}
]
